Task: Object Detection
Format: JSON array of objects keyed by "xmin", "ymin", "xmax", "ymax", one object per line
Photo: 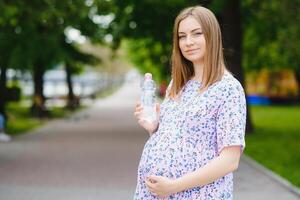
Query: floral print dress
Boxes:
[{"xmin": 134, "ymin": 72, "xmax": 246, "ymax": 200}]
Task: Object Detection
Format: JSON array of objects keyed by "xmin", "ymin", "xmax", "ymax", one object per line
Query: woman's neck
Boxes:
[{"xmin": 192, "ymin": 61, "xmax": 204, "ymax": 82}]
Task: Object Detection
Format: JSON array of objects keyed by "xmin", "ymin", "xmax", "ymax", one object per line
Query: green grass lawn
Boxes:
[
  {"xmin": 6, "ymin": 102, "xmax": 44, "ymax": 135},
  {"xmin": 6, "ymin": 102, "xmax": 81, "ymax": 136},
  {"xmin": 245, "ymin": 105, "xmax": 300, "ymax": 188}
]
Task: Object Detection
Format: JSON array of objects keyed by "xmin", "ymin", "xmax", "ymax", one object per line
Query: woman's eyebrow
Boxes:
[
  {"xmin": 178, "ymin": 28, "xmax": 202, "ymax": 34},
  {"xmin": 191, "ymin": 28, "xmax": 202, "ymax": 32}
]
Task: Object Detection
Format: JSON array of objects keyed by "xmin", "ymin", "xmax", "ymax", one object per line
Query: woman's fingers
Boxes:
[
  {"xmin": 145, "ymin": 178, "xmax": 156, "ymax": 189},
  {"xmin": 134, "ymin": 111, "xmax": 143, "ymax": 119},
  {"xmin": 136, "ymin": 102, "xmax": 141, "ymax": 108},
  {"xmin": 145, "ymin": 179, "xmax": 159, "ymax": 197},
  {"xmin": 134, "ymin": 103, "xmax": 143, "ymax": 118},
  {"xmin": 137, "ymin": 106, "xmax": 143, "ymax": 112},
  {"xmin": 135, "ymin": 106, "xmax": 143, "ymax": 114},
  {"xmin": 134, "ymin": 101, "xmax": 159, "ymax": 133},
  {"xmin": 134, "ymin": 112, "xmax": 140, "ymax": 119},
  {"xmin": 134, "ymin": 109, "xmax": 142, "ymax": 116}
]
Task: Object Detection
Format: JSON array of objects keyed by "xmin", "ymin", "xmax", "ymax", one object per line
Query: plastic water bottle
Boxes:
[{"xmin": 141, "ymin": 73, "xmax": 157, "ymax": 123}]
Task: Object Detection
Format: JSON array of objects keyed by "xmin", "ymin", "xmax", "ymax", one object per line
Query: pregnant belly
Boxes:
[{"xmin": 139, "ymin": 134, "xmax": 202, "ymax": 179}]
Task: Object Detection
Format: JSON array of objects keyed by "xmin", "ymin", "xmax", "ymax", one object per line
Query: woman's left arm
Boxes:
[
  {"xmin": 173, "ymin": 145, "xmax": 241, "ymax": 191},
  {"xmin": 145, "ymin": 146, "xmax": 241, "ymax": 197}
]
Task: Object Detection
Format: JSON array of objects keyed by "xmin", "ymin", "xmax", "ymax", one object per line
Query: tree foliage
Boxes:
[
  {"xmin": 0, "ymin": 0, "xmax": 105, "ymax": 116},
  {"xmin": 242, "ymin": 0, "xmax": 300, "ymax": 72}
]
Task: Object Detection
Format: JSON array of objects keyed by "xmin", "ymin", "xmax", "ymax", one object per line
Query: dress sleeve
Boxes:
[{"xmin": 216, "ymin": 82, "xmax": 246, "ymax": 155}]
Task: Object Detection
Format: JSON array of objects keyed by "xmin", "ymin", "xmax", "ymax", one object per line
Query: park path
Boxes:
[{"xmin": 0, "ymin": 71, "xmax": 299, "ymax": 200}]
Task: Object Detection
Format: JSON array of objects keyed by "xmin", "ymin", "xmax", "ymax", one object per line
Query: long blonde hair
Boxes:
[{"xmin": 169, "ymin": 6, "xmax": 227, "ymax": 98}]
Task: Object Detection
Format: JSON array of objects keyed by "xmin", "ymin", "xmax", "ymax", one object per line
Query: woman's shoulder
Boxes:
[
  {"xmin": 211, "ymin": 72, "xmax": 245, "ymax": 97},
  {"xmin": 222, "ymin": 72, "xmax": 244, "ymax": 89}
]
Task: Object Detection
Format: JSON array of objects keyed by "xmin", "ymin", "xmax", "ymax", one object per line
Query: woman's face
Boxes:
[{"xmin": 178, "ymin": 16, "xmax": 206, "ymax": 63}]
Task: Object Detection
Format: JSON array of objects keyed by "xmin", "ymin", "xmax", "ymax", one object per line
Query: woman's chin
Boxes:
[{"xmin": 185, "ymin": 56, "xmax": 203, "ymax": 63}]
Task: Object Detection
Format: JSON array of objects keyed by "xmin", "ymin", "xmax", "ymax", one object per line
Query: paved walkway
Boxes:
[{"xmin": 0, "ymin": 75, "xmax": 299, "ymax": 200}]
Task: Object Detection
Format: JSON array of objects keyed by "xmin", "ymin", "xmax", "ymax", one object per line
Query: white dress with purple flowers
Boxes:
[{"xmin": 134, "ymin": 72, "xmax": 246, "ymax": 200}]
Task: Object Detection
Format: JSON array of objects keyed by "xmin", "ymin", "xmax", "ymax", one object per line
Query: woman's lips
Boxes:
[{"xmin": 186, "ymin": 48, "xmax": 200, "ymax": 54}]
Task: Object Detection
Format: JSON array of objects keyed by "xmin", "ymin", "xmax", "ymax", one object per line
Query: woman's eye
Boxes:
[
  {"xmin": 195, "ymin": 32, "xmax": 203, "ymax": 35},
  {"xmin": 179, "ymin": 35, "xmax": 186, "ymax": 39}
]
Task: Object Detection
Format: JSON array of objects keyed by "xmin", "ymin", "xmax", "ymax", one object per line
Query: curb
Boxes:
[{"xmin": 242, "ymin": 155, "xmax": 300, "ymax": 198}]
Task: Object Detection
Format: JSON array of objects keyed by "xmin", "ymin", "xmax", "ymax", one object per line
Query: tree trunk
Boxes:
[
  {"xmin": 0, "ymin": 65, "xmax": 7, "ymax": 120},
  {"xmin": 31, "ymin": 65, "xmax": 47, "ymax": 118},
  {"xmin": 295, "ymin": 71, "xmax": 300, "ymax": 102},
  {"xmin": 65, "ymin": 62, "xmax": 79, "ymax": 110},
  {"xmin": 219, "ymin": 0, "xmax": 254, "ymax": 133}
]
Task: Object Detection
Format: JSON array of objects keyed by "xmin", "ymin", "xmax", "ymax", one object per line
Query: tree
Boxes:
[
  {"xmin": 242, "ymin": 0, "xmax": 300, "ymax": 100},
  {"xmin": 0, "ymin": 2, "xmax": 25, "ymax": 118},
  {"xmin": 0, "ymin": 0, "xmax": 105, "ymax": 117},
  {"xmin": 62, "ymin": 41, "xmax": 100, "ymax": 109}
]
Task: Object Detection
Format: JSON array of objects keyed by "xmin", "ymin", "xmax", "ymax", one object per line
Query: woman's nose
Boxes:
[{"xmin": 186, "ymin": 35, "xmax": 194, "ymax": 46}]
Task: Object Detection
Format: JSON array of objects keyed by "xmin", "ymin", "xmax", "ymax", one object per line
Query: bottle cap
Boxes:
[{"xmin": 145, "ymin": 73, "xmax": 152, "ymax": 80}]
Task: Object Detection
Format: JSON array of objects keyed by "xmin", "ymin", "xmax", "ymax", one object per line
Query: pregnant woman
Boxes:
[{"xmin": 134, "ymin": 5, "xmax": 246, "ymax": 200}]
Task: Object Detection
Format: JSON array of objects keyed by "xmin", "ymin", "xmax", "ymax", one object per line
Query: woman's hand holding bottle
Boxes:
[{"xmin": 134, "ymin": 102, "xmax": 160, "ymax": 136}]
